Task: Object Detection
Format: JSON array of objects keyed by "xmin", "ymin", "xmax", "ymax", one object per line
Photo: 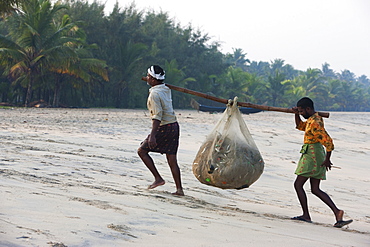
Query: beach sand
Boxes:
[{"xmin": 0, "ymin": 108, "xmax": 369, "ymax": 246}]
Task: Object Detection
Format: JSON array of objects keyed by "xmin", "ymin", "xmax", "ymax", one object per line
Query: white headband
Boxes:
[{"xmin": 148, "ymin": 66, "xmax": 165, "ymax": 80}]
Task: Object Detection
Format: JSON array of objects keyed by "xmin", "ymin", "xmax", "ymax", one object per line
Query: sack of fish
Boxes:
[{"xmin": 192, "ymin": 97, "xmax": 264, "ymax": 189}]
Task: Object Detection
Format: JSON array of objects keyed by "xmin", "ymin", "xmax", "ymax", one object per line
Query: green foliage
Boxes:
[
  {"xmin": 164, "ymin": 59, "xmax": 196, "ymax": 108},
  {"xmin": 0, "ymin": 0, "xmax": 369, "ymax": 111},
  {"xmin": 0, "ymin": 0, "xmax": 21, "ymax": 15}
]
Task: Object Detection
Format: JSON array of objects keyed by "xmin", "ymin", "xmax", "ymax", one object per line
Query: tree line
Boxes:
[{"xmin": 1, "ymin": 0, "xmax": 369, "ymax": 111}]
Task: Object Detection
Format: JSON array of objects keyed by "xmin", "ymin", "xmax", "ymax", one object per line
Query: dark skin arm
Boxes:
[
  {"xmin": 148, "ymin": 119, "xmax": 161, "ymax": 149},
  {"xmin": 293, "ymin": 109, "xmax": 302, "ymax": 128},
  {"xmin": 292, "ymin": 107, "xmax": 304, "ymax": 129},
  {"xmin": 322, "ymin": 151, "xmax": 332, "ymax": 171}
]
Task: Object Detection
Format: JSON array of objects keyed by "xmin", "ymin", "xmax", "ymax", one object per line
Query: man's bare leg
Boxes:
[
  {"xmin": 310, "ymin": 178, "xmax": 340, "ymax": 217},
  {"xmin": 138, "ymin": 147, "xmax": 165, "ymax": 189},
  {"xmin": 336, "ymin": 209, "xmax": 344, "ymax": 221},
  {"xmin": 309, "ymin": 178, "xmax": 352, "ymax": 225},
  {"xmin": 166, "ymin": 153, "xmax": 184, "ymax": 196},
  {"xmin": 293, "ymin": 175, "xmax": 311, "ymax": 221}
]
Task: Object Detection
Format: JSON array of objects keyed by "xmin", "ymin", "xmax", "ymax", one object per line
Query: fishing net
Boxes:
[{"xmin": 192, "ymin": 97, "xmax": 264, "ymax": 189}]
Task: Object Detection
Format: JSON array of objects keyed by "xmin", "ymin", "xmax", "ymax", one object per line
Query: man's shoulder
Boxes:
[
  {"xmin": 151, "ymin": 84, "xmax": 169, "ymax": 93},
  {"xmin": 310, "ymin": 112, "xmax": 322, "ymax": 121},
  {"xmin": 309, "ymin": 113, "xmax": 324, "ymax": 127}
]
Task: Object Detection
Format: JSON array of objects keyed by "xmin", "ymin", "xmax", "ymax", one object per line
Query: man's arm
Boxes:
[
  {"xmin": 311, "ymin": 118, "xmax": 334, "ymax": 171},
  {"xmin": 322, "ymin": 151, "xmax": 332, "ymax": 171},
  {"xmin": 292, "ymin": 107, "xmax": 302, "ymax": 127}
]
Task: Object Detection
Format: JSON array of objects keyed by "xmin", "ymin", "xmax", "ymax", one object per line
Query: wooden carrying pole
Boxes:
[{"xmin": 141, "ymin": 77, "xmax": 330, "ymax": 118}]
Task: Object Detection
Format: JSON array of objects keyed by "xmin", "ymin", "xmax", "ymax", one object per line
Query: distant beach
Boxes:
[{"xmin": 1, "ymin": 108, "xmax": 369, "ymax": 246}]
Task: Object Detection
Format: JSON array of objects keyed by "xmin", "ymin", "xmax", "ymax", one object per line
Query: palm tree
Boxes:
[
  {"xmin": 321, "ymin": 63, "xmax": 337, "ymax": 79},
  {"xmin": 286, "ymin": 68, "xmax": 332, "ymax": 108},
  {"xmin": 224, "ymin": 48, "xmax": 250, "ymax": 71},
  {"xmin": 50, "ymin": 43, "xmax": 109, "ymax": 107},
  {"xmin": 0, "ymin": 0, "xmax": 21, "ymax": 15},
  {"xmin": 108, "ymin": 39, "xmax": 147, "ymax": 108},
  {"xmin": 0, "ymin": 0, "xmax": 75, "ymax": 106},
  {"xmin": 164, "ymin": 59, "xmax": 196, "ymax": 108},
  {"xmin": 266, "ymin": 70, "xmax": 289, "ymax": 106},
  {"xmin": 339, "ymin": 69, "xmax": 356, "ymax": 83},
  {"xmin": 247, "ymin": 61, "xmax": 270, "ymax": 77},
  {"xmin": 0, "ymin": 0, "xmax": 108, "ymax": 107},
  {"xmin": 358, "ymin": 75, "xmax": 370, "ymax": 86},
  {"xmin": 217, "ymin": 67, "xmax": 246, "ymax": 100}
]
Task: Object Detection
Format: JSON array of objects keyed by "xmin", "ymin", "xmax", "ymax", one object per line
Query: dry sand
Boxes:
[{"xmin": 0, "ymin": 107, "xmax": 369, "ymax": 247}]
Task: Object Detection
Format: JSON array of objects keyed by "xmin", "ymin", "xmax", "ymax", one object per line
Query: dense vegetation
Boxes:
[{"xmin": 1, "ymin": 0, "xmax": 369, "ymax": 111}]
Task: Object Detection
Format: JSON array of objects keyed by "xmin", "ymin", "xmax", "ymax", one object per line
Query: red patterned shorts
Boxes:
[{"xmin": 140, "ymin": 122, "xmax": 180, "ymax": 155}]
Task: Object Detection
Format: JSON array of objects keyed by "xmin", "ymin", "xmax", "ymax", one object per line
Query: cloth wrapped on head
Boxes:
[{"xmin": 148, "ymin": 65, "xmax": 165, "ymax": 80}]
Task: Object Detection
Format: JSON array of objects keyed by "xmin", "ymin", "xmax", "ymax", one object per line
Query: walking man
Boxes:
[
  {"xmin": 291, "ymin": 97, "xmax": 352, "ymax": 228},
  {"xmin": 138, "ymin": 65, "xmax": 184, "ymax": 196}
]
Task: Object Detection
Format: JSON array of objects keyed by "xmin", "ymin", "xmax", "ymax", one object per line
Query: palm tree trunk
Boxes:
[
  {"xmin": 25, "ymin": 75, "xmax": 33, "ymax": 107},
  {"xmin": 53, "ymin": 77, "xmax": 62, "ymax": 107}
]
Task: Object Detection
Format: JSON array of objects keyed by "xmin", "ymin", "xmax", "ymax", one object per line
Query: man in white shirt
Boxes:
[{"xmin": 138, "ymin": 65, "xmax": 184, "ymax": 196}]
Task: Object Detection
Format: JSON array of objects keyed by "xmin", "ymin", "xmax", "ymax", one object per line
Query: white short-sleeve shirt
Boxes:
[{"xmin": 147, "ymin": 84, "xmax": 177, "ymax": 125}]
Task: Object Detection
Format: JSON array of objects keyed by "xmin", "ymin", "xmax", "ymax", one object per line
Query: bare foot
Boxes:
[
  {"xmin": 172, "ymin": 189, "xmax": 184, "ymax": 196},
  {"xmin": 148, "ymin": 179, "xmax": 165, "ymax": 189},
  {"xmin": 336, "ymin": 209, "xmax": 344, "ymax": 221}
]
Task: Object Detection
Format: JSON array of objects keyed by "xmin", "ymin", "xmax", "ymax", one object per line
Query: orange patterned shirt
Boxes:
[{"xmin": 296, "ymin": 112, "xmax": 334, "ymax": 152}]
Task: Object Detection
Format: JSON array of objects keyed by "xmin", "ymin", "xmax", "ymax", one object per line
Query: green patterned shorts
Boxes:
[{"xmin": 295, "ymin": 143, "xmax": 326, "ymax": 180}]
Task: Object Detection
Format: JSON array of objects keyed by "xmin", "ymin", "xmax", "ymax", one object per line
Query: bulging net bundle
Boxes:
[{"xmin": 192, "ymin": 97, "xmax": 264, "ymax": 189}]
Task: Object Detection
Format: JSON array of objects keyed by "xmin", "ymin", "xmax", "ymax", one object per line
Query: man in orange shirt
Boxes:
[{"xmin": 291, "ymin": 97, "xmax": 352, "ymax": 228}]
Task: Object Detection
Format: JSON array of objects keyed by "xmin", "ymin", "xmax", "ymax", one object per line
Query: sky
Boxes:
[{"xmin": 95, "ymin": 0, "xmax": 370, "ymax": 77}]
